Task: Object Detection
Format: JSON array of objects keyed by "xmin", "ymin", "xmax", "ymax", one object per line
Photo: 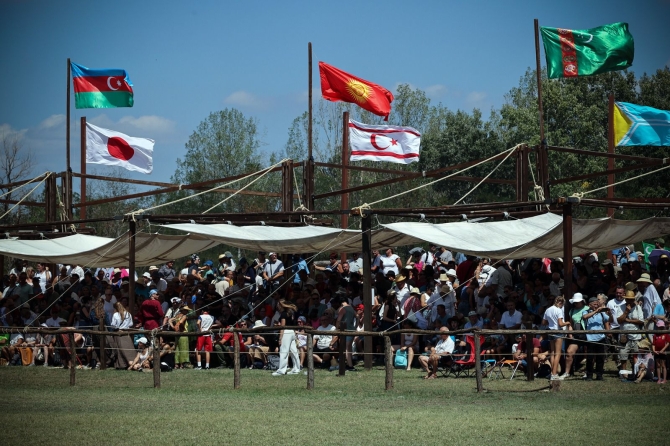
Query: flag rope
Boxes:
[
  {"xmin": 0, "ymin": 172, "xmax": 51, "ymax": 221},
  {"xmin": 351, "ymin": 144, "xmax": 522, "ymax": 213},
  {"xmin": 128, "ymin": 159, "xmax": 290, "ymax": 217},
  {"xmin": 572, "ymin": 158, "xmax": 670, "ymax": 198}
]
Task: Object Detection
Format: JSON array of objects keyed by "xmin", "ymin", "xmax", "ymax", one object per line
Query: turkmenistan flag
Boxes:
[
  {"xmin": 71, "ymin": 62, "xmax": 134, "ymax": 109},
  {"xmin": 540, "ymin": 22, "xmax": 634, "ymax": 79}
]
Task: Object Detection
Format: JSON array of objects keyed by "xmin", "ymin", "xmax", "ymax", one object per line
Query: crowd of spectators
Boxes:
[{"xmin": 1, "ymin": 239, "xmax": 669, "ymax": 383}]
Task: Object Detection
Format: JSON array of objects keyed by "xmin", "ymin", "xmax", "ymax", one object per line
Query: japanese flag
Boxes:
[
  {"xmin": 348, "ymin": 120, "xmax": 420, "ymax": 164},
  {"xmin": 85, "ymin": 122, "xmax": 154, "ymax": 174}
]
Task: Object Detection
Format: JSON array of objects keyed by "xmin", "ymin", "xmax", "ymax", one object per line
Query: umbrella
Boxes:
[
  {"xmin": 648, "ymin": 249, "xmax": 670, "ymax": 266},
  {"xmin": 408, "ymin": 247, "xmax": 424, "ymax": 255}
]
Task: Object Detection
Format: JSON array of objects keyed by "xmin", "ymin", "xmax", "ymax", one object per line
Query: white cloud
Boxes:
[
  {"xmin": 118, "ymin": 115, "xmax": 176, "ymax": 133},
  {"xmin": 0, "ymin": 123, "xmax": 28, "ymax": 138},
  {"xmin": 424, "ymin": 84, "xmax": 448, "ymax": 97},
  {"xmin": 466, "ymin": 91, "xmax": 487, "ymax": 107},
  {"xmin": 39, "ymin": 114, "xmax": 66, "ymax": 129},
  {"xmin": 224, "ymin": 90, "xmax": 271, "ymax": 110}
]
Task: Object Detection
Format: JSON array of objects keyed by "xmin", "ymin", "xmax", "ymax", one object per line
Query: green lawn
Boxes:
[{"xmin": 1, "ymin": 366, "xmax": 668, "ymax": 445}]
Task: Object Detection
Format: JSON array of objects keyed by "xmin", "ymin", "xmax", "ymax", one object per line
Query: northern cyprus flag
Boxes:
[
  {"xmin": 86, "ymin": 122, "xmax": 154, "ymax": 173},
  {"xmin": 348, "ymin": 120, "xmax": 421, "ymax": 164}
]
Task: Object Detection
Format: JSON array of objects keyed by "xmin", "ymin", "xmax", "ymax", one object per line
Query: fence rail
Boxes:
[{"xmin": 1, "ymin": 326, "xmax": 662, "ymax": 391}]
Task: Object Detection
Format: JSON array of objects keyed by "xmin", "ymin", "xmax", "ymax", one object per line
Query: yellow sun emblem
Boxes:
[{"xmin": 346, "ymin": 78, "xmax": 372, "ymax": 103}]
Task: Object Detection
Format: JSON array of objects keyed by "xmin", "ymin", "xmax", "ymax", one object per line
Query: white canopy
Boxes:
[
  {"xmin": 0, "ymin": 232, "xmax": 219, "ymax": 267},
  {"xmin": 0, "ymin": 213, "xmax": 667, "ymax": 266}
]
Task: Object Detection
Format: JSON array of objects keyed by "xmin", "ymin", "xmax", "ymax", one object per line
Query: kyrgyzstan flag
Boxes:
[
  {"xmin": 319, "ymin": 62, "xmax": 394, "ymax": 120},
  {"xmin": 349, "ymin": 119, "xmax": 420, "ymax": 164},
  {"xmin": 86, "ymin": 122, "xmax": 154, "ymax": 174}
]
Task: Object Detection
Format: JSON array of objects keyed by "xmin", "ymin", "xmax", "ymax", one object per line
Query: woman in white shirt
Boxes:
[
  {"xmin": 110, "ymin": 302, "xmax": 135, "ymax": 369},
  {"xmin": 381, "ymin": 248, "xmax": 402, "ymax": 276},
  {"xmin": 542, "ymin": 296, "xmax": 571, "ymax": 380}
]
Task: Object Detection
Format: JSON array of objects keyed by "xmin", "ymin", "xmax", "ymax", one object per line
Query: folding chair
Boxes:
[
  {"xmin": 447, "ymin": 336, "xmax": 476, "ymax": 378},
  {"xmin": 491, "ymin": 359, "xmax": 521, "ymax": 380}
]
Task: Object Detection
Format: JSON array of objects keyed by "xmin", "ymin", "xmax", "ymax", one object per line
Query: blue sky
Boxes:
[{"xmin": 0, "ymin": 0, "xmax": 667, "ymax": 190}]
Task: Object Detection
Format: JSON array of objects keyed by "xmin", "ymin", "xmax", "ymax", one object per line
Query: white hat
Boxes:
[
  {"xmin": 142, "ymin": 272, "xmax": 151, "ymax": 278},
  {"xmin": 569, "ymin": 293, "xmax": 584, "ymax": 304},
  {"xmin": 148, "ymin": 266, "xmax": 159, "ymax": 272},
  {"xmin": 446, "ymin": 269, "xmax": 457, "ymax": 277},
  {"xmin": 170, "ymin": 297, "xmax": 181, "ymax": 304},
  {"xmin": 137, "ymin": 337, "xmax": 148, "ymax": 345},
  {"xmin": 253, "ymin": 320, "xmax": 266, "ymax": 328}
]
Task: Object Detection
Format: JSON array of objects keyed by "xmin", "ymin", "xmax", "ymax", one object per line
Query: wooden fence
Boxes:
[{"xmin": 1, "ymin": 326, "xmax": 663, "ymax": 391}]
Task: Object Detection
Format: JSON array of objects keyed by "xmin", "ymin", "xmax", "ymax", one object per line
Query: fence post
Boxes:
[
  {"xmin": 526, "ymin": 333, "xmax": 535, "ymax": 381},
  {"xmin": 474, "ymin": 332, "xmax": 483, "ymax": 393},
  {"xmin": 233, "ymin": 331, "xmax": 241, "ymax": 389},
  {"xmin": 384, "ymin": 335, "xmax": 393, "ymax": 390},
  {"xmin": 152, "ymin": 333, "xmax": 161, "ymax": 388},
  {"xmin": 338, "ymin": 322, "xmax": 346, "ymax": 376},
  {"xmin": 69, "ymin": 332, "xmax": 76, "ymax": 386},
  {"xmin": 306, "ymin": 333, "xmax": 314, "ymax": 390},
  {"xmin": 99, "ymin": 318, "xmax": 107, "ymax": 370}
]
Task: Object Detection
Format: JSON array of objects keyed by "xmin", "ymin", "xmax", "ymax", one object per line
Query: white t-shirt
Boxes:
[
  {"xmin": 500, "ymin": 310, "xmax": 522, "ymax": 328},
  {"xmin": 198, "ymin": 314, "xmax": 214, "ymax": 332},
  {"xmin": 607, "ymin": 298, "xmax": 626, "ymax": 329},
  {"xmin": 396, "ymin": 285, "xmax": 410, "ymax": 315},
  {"xmin": 314, "ymin": 324, "xmax": 335, "ymax": 349},
  {"xmin": 544, "ymin": 305, "xmax": 565, "ymax": 331},
  {"xmin": 111, "ymin": 311, "xmax": 133, "ymax": 329},
  {"xmin": 381, "ymin": 254, "xmax": 400, "ymax": 276},
  {"xmin": 435, "ymin": 336, "xmax": 455, "ymax": 354},
  {"xmin": 45, "ymin": 316, "xmax": 66, "ymax": 328},
  {"xmin": 103, "ymin": 297, "xmax": 117, "ymax": 320},
  {"xmin": 35, "ymin": 270, "xmax": 51, "ymax": 293}
]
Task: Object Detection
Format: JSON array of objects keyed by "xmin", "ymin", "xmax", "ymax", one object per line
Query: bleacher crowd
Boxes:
[{"xmin": 1, "ymin": 241, "xmax": 669, "ymax": 383}]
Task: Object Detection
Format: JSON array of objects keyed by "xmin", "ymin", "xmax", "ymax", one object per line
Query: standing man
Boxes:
[
  {"xmin": 158, "ymin": 260, "xmax": 177, "ymax": 282},
  {"xmin": 262, "ymin": 252, "xmax": 284, "ymax": 294},
  {"xmin": 582, "ymin": 297, "xmax": 611, "ymax": 381},
  {"xmin": 137, "ymin": 289, "xmax": 165, "ymax": 331},
  {"xmin": 371, "ymin": 250, "xmax": 382, "ymax": 275},
  {"xmin": 617, "ymin": 290, "xmax": 644, "ymax": 371}
]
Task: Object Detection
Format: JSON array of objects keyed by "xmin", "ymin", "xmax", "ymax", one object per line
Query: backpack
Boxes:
[
  {"xmin": 394, "ymin": 349, "xmax": 408, "ymax": 368},
  {"xmin": 266, "ymin": 354, "xmax": 280, "ymax": 371}
]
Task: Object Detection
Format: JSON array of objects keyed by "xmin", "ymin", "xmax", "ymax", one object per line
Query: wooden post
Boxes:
[
  {"xmin": 128, "ymin": 218, "xmax": 136, "ymax": 315},
  {"xmin": 563, "ymin": 202, "xmax": 574, "ymax": 311},
  {"xmin": 306, "ymin": 333, "xmax": 314, "ymax": 390},
  {"xmin": 361, "ymin": 212, "xmax": 373, "ymax": 371},
  {"xmin": 338, "ymin": 321, "xmax": 346, "ymax": 376},
  {"xmin": 69, "ymin": 332, "xmax": 76, "ymax": 386},
  {"xmin": 233, "ymin": 330, "xmax": 241, "ymax": 389},
  {"xmin": 66, "ymin": 58, "xmax": 71, "ymax": 175},
  {"xmin": 340, "ymin": 111, "xmax": 350, "ymax": 263},
  {"xmin": 474, "ymin": 332, "xmax": 483, "ymax": 393},
  {"xmin": 80, "ymin": 116, "xmax": 87, "ymax": 225},
  {"xmin": 153, "ymin": 334, "xmax": 161, "ymax": 388},
  {"xmin": 526, "ymin": 333, "xmax": 535, "ymax": 381},
  {"xmin": 99, "ymin": 317, "xmax": 107, "ymax": 370},
  {"xmin": 607, "ymin": 94, "xmax": 615, "ymax": 217},
  {"xmin": 384, "ymin": 336, "xmax": 393, "ymax": 390},
  {"xmin": 306, "ymin": 42, "xmax": 315, "ymax": 211}
]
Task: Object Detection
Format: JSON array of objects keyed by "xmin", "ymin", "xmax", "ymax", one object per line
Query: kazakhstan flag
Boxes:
[{"xmin": 614, "ymin": 102, "xmax": 670, "ymax": 146}]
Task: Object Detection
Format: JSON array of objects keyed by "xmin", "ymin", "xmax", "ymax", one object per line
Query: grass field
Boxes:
[{"xmin": 1, "ymin": 365, "xmax": 668, "ymax": 446}]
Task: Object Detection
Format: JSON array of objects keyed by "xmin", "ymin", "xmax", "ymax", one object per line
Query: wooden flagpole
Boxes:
[
  {"xmin": 307, "ymin": 42, "xmax": 315, "ymax": 210},
  {"xmin": 534, "ymin": 19, "xmax": 549, "ymax": 200},
  {"xmin": 80, "ymin": 116, "xmax": 87, "ymax": 225}
]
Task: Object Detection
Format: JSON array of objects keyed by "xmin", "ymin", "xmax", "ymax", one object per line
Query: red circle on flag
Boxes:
[{"xmin": 107, "ymin": 137, "xmax": 135, "ymax": 161}]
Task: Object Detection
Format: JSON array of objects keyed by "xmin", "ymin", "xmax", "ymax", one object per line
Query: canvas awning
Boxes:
[{"xmin": 0, "ymin": 232, "xmax": 220, "ymax": 267}]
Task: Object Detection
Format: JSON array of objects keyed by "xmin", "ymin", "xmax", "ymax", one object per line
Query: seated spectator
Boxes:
[
  {"xmin": 127, "ymin": 337, "xmax": 152, "ymax": 371},
  {"xmin": 313, "ymin": 313, "xmax": 337, "ymax": 369},
  {"xmin": 419, "ymin": 327, "xmax": 454, "ymax": 379},
  {"xmin": 394, "ymin": 320, "xmax": 419, "ymax": 371},
  {"xmin": 248, "ymin": 320, "xmax": 270, "ymax": 369},
  {"xmin": 512, "ymin": 334, "xmax": 542, "ymax": 372}
]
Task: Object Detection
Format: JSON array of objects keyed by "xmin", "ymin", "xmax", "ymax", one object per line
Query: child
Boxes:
[
  {"xmin": 195, "ymin": 309, "xmax": 214, "ymax": 370},
  {"xmin": 652, "ymin": 320, "xmax": 669, "ymax": 384}
]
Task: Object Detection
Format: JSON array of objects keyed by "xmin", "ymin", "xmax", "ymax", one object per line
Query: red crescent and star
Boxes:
[
  {"xmin": 370, "ymin": 134, "xmax": 399, "ymax": 150},
  {"xmin": 107, "ymin": 137, "xmax": 135, "ymax": 161}
]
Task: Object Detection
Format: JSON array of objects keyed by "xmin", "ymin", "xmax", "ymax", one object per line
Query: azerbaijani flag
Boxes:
[
  {"xmin": 71, "ymin": 62, "xmax": 133, "ymax": 109},
  {"xmin": 540, "ymin": 22, "xmax": 634, "ymax": 79},
  {"xmin": 613, "ymin": 102, "xmax": 670, "ymax": 146}
]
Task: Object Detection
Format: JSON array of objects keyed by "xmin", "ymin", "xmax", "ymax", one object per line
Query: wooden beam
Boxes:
[
  {"xmin": 547, "ymin": 145, "xmax": 663, "ymax": 163},
  {"xmin": 551, "ymin": 161, "xmax": 660, "ymax": 185}
]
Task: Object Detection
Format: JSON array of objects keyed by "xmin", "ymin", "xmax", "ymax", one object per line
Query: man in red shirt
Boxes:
[
  {"xmin": 513, "ymin": 334, "xmax": 542, "ymax": 373},
  {"xmin": 136, "ymin": 289, "xmax": 164, "ymax": 331}
]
